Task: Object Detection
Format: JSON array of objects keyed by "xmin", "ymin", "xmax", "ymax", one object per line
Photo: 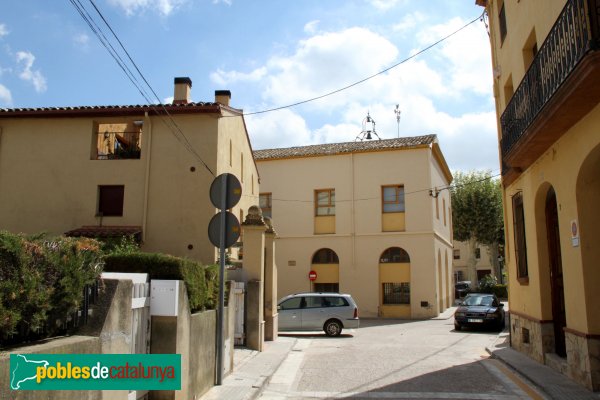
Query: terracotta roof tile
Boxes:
[
  {"xmin": 253, "ymin": 135, "xmax": 437, "ymax": 160},
  {"xmin": 65, "ymin": 225, "xmax": 142, "ymax": 238},
  {"xmin": 0, "ymin": 102, "xmax": 242, "ymax": 118}
]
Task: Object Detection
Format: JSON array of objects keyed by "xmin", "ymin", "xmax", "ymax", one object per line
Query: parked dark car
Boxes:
[
  {"xmin": 454, "ymin": 281, "xmax": 471, "ymax": 300},
  {"xmin": 454, "ymin": 293, "xmax": 505, "ymax": 331}
]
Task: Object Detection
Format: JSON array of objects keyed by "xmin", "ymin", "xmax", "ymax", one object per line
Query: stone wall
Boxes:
[
  {"xmin": 566, "ymin": 332, "xmax": 600, "ymax": 391},
  {"xmin": 509, "ymin": 313, "xmax": 554, "ymax": 363}
]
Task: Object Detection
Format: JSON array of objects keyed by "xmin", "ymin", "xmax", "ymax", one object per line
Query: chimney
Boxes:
[
  {"xmin": 215, "ymin": 90, "xmax": 231, "ymax": 107},
  {"xmin": 173, "ymin": 77, "xmax": 192, "ymax": 104}
]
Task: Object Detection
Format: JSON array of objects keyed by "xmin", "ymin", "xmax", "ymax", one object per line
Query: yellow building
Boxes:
[
  {"xmin": 477, "ymin": 0, "xmax": 600, "ymax": 390},
  {"xmin": 452, "ymin": 241, "xmax": 497, "ymax": 284},
  {"xmin": 0, "ymin": 77, "xmax": 258, "ymax": 265},
  {"xmin": 254, "ymin": 135, "xmax": 453, "ymax": 318}
]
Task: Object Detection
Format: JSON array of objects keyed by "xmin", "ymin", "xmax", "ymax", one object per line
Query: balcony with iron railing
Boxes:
[
  {"xmin": 500, "ymin": 0, "xmax": 600, "ymax": 185},
  {"xmin": 95, "ymin": 131, "xmax": 141, "ymax": 160}
]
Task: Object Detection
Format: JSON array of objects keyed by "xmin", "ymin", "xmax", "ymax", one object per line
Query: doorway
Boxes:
[{"xmin": 545, "ymin": 187, "xmax": 566, "ymax": 357}]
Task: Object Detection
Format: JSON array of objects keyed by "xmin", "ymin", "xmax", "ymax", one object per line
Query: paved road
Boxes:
[{"xmin": 259, "ymin": 317, "xmax": 545, "ymax": 399}]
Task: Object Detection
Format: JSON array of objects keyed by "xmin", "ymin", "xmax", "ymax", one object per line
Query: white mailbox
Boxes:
[{"xmin": 150, "ymin": 280, "xmax": 179, "ymax": 316}]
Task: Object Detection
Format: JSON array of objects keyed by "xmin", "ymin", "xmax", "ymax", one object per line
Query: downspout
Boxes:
[
  {"xmin": 142, "ymin": 112, "xmax": 152, "ymax": 242},
  {"xmin": 350, "ymin": 153, "xmax": 356, "ymax": 299}
]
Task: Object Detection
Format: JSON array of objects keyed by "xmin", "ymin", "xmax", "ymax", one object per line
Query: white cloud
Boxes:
[
  {"xmin": 0, "ymin": 24, "xmax": 8, "ymax": 38},
  {"xmin": 304, "ymin": 20, "xmax": 320, "ymax": 34},
  {"xmin": 210, "ymin": 67, "xmax": 267, "ymax": 86},
  {"xmin": 107, "ymin": 0, "xmax": 185, "ymax": 16},
  {"xmin": 262, "ymin": 27, "xmax": 398, "ymax": 107},
  {"xmin": 212, "ymin": 0, "xmax": 232, "ymax": 5},
  {"xmin": 368, "ymin": 0, "xmax": 405, "ymax": 11},
  {"xmin": 163, "ymin": 96, "xmax": 174, "ymax": 104},
  {"xmin": 392, "ymin": 12, "xmax": 426, "ymax": 34},
  {"xmin": 16, "ymin": 51, "xmax": 47, "ymax": 93},
  {"xmin": 214, "ymin": 22, "xmax": 497, "ymax": 171},
  {"xmin": 246, "ymin": 109, "xmax": 313, "ymax": 150},
  {"xmin": 416, "ymin": 17, "xmax": 493, "ymax": 96},
  {"xmin": 73, "ymin": 33, "xmax": 90, "ymax": 47},
  {"xmin": 0, "ymin": 83, "xmax": 12, "ymax": 105}
]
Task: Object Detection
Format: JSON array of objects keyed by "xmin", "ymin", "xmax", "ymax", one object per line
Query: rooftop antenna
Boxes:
[
  {"xmin": 394, "ymin": 104, "xmax": 401, "ymax": 138},
  {"xmin": 355, "ymin": 112, "xmax": 381, "ymax": 142}
]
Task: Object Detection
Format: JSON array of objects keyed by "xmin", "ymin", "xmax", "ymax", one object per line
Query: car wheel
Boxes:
[
  {"xmin": 454, "ymin": 322, "xmax": 462, "ymax": 331},
  {"xmin": 324, "ymin": 319, "xmax": 342, "ymax": 337}
]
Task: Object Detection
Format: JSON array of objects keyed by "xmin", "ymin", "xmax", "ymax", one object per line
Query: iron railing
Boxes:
[
  {"xmin": 500, "ymin": 0, "xmax": 599, "ymax": 163},
  {"xmin": 96, "ymin": 131, "xmax": 141, "ymax": 160}
]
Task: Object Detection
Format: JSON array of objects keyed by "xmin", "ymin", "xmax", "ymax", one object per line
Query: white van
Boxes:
[{"xmin": 277, "ymin": 292, "xmax": 359, "ymax": 336}]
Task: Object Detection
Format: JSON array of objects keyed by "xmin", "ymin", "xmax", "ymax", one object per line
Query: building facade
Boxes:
[
  {"xmin": 255, "ymin": 135, "xmax": 453, "ymax": 318},
  {"xmin": 0, "ymin": 78, "xmax": 257, "ymax": 266},
  {"xmin": 452, "ymin": 241, "xmax": 495, "ymax": 283},
  {"xmin": 477, "ymin": 0, "xmax": 600, "ymax": 390}
]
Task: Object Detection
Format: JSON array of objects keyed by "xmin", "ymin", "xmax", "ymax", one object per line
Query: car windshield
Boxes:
[{"xmin": 463, "ymin": 295, "xmax": 494, "ymax": 307}]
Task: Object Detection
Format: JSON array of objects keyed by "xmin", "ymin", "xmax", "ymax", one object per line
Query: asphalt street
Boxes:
[{"xmin": 259, "ymin": 317, "xmax": 544, "ymax": 399}]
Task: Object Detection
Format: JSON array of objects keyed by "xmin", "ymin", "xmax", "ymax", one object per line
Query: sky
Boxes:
[{"xmin": 0, "ymin": 0, "xmax": 498, "ymax": 173}]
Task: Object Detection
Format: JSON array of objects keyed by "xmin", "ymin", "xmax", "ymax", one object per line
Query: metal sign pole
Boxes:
[{"xmin": 216, "ymin": 173, "xmax": 227, "ymax": 385}]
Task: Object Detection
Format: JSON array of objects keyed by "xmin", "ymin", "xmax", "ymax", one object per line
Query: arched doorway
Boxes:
[
  {"xmin": 546, "ymin": 187, "xmax": 566, "ymax": 357},
  {"xmin": 379, "ymin": 247, "xmax": 411, "ymax": 318},
  {"xmin": 311, "ymin": 248, "xmax": 339, "ymax": 292},
  {"xmin": 576, "ymin": 143, "xmax": 600, "ymax": 335}
]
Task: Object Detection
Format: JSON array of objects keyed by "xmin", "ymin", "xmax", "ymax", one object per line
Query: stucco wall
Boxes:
[
  {"xmin": 0, "ymin": 109, "xmax": 258, "ymax": 267},
  {"xmin": 503, "ymin": 103, "xmax": 600, "ymax": 332},
  {"xmin": 258, "ymin": 145, "xmax": 453, "ymax": 318}
]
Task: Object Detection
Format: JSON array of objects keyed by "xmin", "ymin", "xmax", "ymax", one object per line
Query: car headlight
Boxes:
[
  {"xmin": 486, "ymin": 310, "xmax": 500, "ymax": 319},
  {"xmin": 455, "ymin": 312, "xmax": 465, "ymax": 317}
]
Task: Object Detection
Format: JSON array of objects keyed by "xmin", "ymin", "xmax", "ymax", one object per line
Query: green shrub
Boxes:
[
  {"xmin": 492, "ymin": 284, "xmax": 508, "ymax": 299},
  {"xmin": 103, "ymin": 252, "xmax": 218, "ymax": 312},
  {"xmin": 478, "ymin": 274, "xmax": 498, "ymax": 294},
  {"xmin": 0, "ymin": 231, "xmax": 102, "ymax": 340}
]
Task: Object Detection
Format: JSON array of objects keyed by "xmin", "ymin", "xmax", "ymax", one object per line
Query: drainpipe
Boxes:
[
  {"xmin": 142, "ymin": 112, "xmax": 152, "ymax": 242},
  {"xmin": 350, "ymin": 153, "xmax": 356, "ymax": 285}
]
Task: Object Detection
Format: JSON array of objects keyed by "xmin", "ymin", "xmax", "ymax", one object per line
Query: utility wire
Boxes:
[
  {"xmin": 69, "ymin": 0, "xmax": 215, "ymax": 176},
  {"xmin": 242, "ymin": 172, "xmax": 501, "ymax": 204},
  {"xmin": 86, "ymin": 0, "xmax": 212, "ymax": 176},
  {"xmin": 239, "ymin": 11, "xmax": 486, "ymax": 117}
]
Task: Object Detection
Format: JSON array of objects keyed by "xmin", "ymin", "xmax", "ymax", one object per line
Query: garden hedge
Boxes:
[
  {"xmin": 0, "ymin": 231, "xmax": 103, "ymax": 342},
  {"xmin": 103, "ymin": 252, "xmax": 219, "ymax": 312}
]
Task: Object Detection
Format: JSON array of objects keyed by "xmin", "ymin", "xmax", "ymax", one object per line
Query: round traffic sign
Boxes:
[
  {"xmin": 308, "ymin": 270, "xmax": 317, "ymax": 281},
  {"xmin": 208, "ymin": 211, "xmax": 241, "ymax": 248},
  {"xmin": 210, "ymin": 173, "xmax": 242, "ymax": 210}
]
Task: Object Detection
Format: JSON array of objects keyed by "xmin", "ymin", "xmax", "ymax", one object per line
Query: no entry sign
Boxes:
[{"xmin": 308, "ymin": 270, "xmax": 317, "ymax": 281}]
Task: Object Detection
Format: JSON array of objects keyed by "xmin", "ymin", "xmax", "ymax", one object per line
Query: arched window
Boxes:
[
  {"xmin": 380, "ymin": 247, "xmax": 410, "ymax": 263},
  {"xmin": 312, "ymin": 248, "xmax": 339, "ymax": 264}
]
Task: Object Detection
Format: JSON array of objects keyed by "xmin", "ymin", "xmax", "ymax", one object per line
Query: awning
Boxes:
[{"xmin": 65, "ymin": 225, "xmax": 142, "ymax": 241}]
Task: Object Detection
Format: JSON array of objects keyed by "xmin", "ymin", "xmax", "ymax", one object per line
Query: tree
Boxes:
[{"xmin": 450, "ymin": 171, "xmax": 504, "ymax": 287}]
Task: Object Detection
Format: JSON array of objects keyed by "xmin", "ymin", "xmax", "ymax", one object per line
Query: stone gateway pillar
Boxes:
[
  {"xmin": 241, "ymin": 206, "xmax": 266, "ymax": 351},
  {"xmin": 264, "ymin": 217, "xmax": 278, "ymax": 341}
]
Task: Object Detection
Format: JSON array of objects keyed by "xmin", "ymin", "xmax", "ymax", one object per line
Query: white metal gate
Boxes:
[{"xmin": 233, "ymin": 282, "xmax": 245, "ymax": 346}]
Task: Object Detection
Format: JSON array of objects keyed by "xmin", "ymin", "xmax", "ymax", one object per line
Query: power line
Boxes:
[
  {"xmin": 68, "ymin": 0, "xmax": 216, "ymax": 176},
  {"xmin": 241, "ymin": 171, "xmax": 501, "ymax": 204},
  {"xmin": 236, "ymin": 11, "xmax": 485, "ymax": 117}
]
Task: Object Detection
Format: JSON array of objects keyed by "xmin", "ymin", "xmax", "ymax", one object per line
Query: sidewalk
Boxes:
[
  {"xmin": 200, "ymin": 337, "xmax": 297, "ymax": 400},
  {"xmin": 486, "ymin": 331, "xmax": 600, "ymax": 399}
]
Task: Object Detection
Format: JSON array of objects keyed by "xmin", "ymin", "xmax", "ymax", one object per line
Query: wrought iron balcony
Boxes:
[{"xmin": 500, "ymin": 0, "xmax": 600, "ymax": 181}]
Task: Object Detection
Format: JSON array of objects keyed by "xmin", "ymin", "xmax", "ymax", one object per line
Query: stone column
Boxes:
[
  {"xmin": 242, "ymin": 206, "xmax": 266, "ymax": 351},
  {"xmin": 264, "ymin": 218, "xmax": 278, "ymax": 341}
]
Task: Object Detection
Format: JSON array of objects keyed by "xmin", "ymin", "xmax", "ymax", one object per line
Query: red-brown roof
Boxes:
[
  {"xmin": 65, "ymin": 225, "xmax": 142, "ymax": 238},
  {"xmin": 0, "ymin": 102, "xmax": 242, "ymax": 118},
  {"xmin": 253, "ymin": 135, "xmax": 437, "ymax": 161}
]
